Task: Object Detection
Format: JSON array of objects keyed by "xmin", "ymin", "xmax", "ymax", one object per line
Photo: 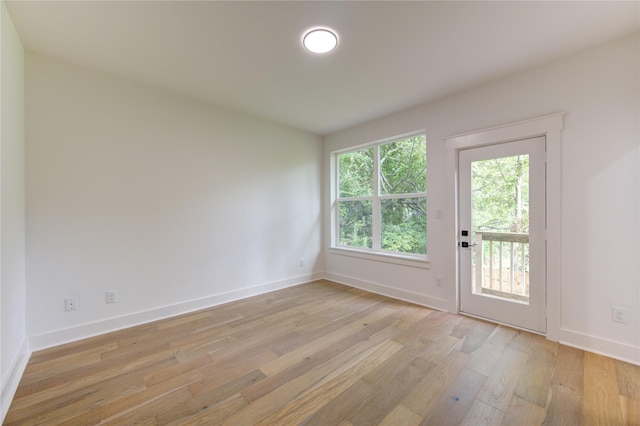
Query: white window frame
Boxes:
[{"xmin": 330, "ymin": 131, "xmax": 429, "ymax": 269}]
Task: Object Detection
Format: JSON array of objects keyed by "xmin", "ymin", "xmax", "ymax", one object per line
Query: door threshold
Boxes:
[{"xmin": 458, "ymin": 310, "xmax": 547, "ymax": 337}]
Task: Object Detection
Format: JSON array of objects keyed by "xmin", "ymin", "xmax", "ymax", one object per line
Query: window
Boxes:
[{"xmin": 334, "ymin": 133, "xmax": 427, "ymax": 258}]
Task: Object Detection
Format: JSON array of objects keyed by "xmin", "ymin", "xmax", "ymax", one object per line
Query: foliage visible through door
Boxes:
[{"xmin": 471, "ymin": 155, "xmax": 530, "ymax": 302}]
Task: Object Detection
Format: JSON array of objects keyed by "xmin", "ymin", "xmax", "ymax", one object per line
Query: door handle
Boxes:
[{"xmin": 459, "ymin": 242, "xmax": 477, "ymax": 248}]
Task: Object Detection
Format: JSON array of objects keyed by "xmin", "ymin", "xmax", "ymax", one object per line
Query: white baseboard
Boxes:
[
  {"xmin": 560, "ymin": 328, "xmax": 640, "ymax": 366},
  {"xmin": 324, "ymin": 272, "xmax": 449, "ymax": 312},
  {"xmin": 1, "ymin": 338, "xmax": 30, "ymax": 424},
  {"xmin": 29, "ymin": 272, "xmax": 324, "ymax": 352}
]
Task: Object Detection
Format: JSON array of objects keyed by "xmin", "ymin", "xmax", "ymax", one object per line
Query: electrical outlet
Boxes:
[
  {"xmin": 299, "ymin": 258, "xmax": 305, "ymax": 267},
  {"xmin": 612, "ymin": 307, "xmax": 627, "ymax": 324},
  {"xmin": 106, "ymin": 290, "xmax": 118, "ymax": 304},
  {"xmin": 65, "ymin": 297, "xmax": 78, "ymax": 312},
  {"xmin": 436, "ymin": 277, "xmax": 444, "ymax": 287}
]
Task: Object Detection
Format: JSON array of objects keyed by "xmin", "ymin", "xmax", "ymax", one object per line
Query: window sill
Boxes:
[{"xmin": 328, "ymin": 247, "xmax": 430, "ymax": 269}]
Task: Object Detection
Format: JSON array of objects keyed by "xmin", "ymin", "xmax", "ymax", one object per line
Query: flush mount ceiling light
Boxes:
[{"xmin": 303, "ymin": 28, "xmax": 338, "ymax": 54}]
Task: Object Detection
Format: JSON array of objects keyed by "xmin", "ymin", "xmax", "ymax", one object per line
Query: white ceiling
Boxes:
[{"xmin": 6, "ymin": 1, "xmax": 639, "ymax": 135}]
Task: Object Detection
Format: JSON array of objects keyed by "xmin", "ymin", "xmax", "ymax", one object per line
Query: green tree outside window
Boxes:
[{"xmin": 336, "ymin": 134, "xmax": 427, "ymax": 255}]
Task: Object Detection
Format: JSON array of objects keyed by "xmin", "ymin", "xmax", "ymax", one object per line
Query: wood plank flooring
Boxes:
[{"xmin": 6, "ymin": 280, "xmax": 640, "ymax": 425}]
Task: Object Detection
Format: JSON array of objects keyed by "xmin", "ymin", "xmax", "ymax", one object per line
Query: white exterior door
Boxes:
[{"xmin": 458, "ymin": 136, "xmax": 546, "ymax": 333}]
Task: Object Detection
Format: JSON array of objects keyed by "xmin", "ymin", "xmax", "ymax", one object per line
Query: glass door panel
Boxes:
[{"xmin": 471, "ymin": 155, "xmax": 530, "ymax": 304}]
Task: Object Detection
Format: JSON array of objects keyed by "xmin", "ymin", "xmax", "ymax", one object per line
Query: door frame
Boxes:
[{"xmin": 445, "ymin": 114, "xmax": 564, "ymax": 340}]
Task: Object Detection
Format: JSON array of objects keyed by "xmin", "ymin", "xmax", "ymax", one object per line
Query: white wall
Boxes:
[
  {"xmin": 0, "ymin": 1, "xmax": 27, "ymax": 420},
  {"xmin": 324, "ymin": 35, "xmax": 640, "ymax": 363},
  {"xmin": 26, "ymin": 53, "xmax": 323, "ymax": 348}
]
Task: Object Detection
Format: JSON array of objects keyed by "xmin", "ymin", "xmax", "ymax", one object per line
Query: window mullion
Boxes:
[
  {"xmin": 379, "ymin": 193, "xmax": 427, "ymax": 201},
  {"xmin": 372, "ymin": 145, "xmax": 381, "ymax": 250},
  {"xmin": 336, "ymin": 195, "xmax": 375, "ymax": 202}
]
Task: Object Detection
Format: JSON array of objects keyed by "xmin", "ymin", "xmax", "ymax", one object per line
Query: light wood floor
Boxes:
[{"xmin": 6, "ymin": 280, "xmax": 640, "ymax": 425}]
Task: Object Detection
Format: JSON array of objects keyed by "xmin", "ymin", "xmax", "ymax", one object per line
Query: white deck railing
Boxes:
[{"xmin": 473, "ymin": 232, "xmax": 529, "ymax": 300}]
